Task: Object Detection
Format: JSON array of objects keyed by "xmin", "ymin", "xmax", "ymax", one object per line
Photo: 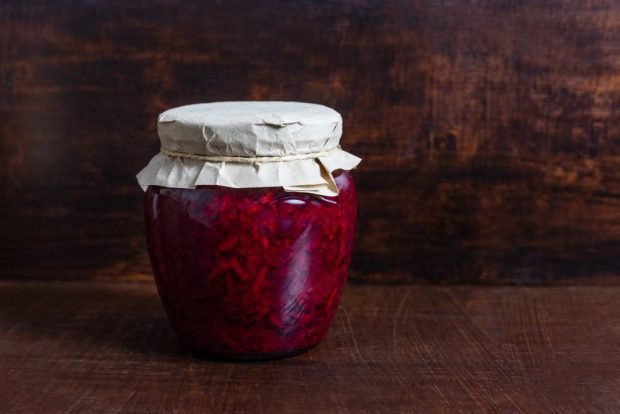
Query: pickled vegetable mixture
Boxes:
[{"xmin": 145, "ymin": 171, "xmax": 357, "ymax": 359}]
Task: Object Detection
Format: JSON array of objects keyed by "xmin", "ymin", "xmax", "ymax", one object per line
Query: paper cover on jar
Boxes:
[{"xmin": 136, "ymin": 101, "xmax": 361, "ymax": 196}]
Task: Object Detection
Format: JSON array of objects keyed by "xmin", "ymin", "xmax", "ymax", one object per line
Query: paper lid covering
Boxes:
[{"xmin": 136, "ymin": 101, "xmax": 361, "ymax": 196}]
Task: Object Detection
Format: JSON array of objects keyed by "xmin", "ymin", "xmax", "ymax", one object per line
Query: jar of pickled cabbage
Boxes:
[{"xmin": 137, "ymin": 102, "xmax": 361, "ymax": 360}]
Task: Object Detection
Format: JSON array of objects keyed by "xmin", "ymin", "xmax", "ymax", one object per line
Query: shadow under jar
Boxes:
[{"xmin": 137, "ymin": 102, "xmax": 361, "ymax": 360}]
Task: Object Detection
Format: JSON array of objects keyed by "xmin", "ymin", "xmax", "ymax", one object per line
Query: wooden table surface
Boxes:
[{"xmin": 1, "ymin": 280, "xmax": 619, "ymax": 413}]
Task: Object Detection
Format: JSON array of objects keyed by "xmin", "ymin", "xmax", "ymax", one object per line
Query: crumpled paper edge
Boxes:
[{"xmin": 136, "ymin": 148, "xmax": 361, "ymax": 196}]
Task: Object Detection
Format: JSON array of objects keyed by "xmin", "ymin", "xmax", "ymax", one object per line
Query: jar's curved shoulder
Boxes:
[
  {"xmin": 332, "ymin": 170, "xmax": 356, "ymax": 199},
  {"xmin": 145, "ymin": 170, "xmax": 356, "ymax": 209}
]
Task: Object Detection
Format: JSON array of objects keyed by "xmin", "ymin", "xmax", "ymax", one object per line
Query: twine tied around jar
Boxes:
[{"xmin": 160, "ymin": 146, "xmax": 339, "ymax": 163}]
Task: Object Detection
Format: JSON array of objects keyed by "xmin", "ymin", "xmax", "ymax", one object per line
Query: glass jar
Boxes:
[
  {"xmin": 144, "ymin": 170, "xmax": 356, "ymax": 359},
  {"xmin": 137, "ymin": 102, "xmax": 361, "ymax": 360}
]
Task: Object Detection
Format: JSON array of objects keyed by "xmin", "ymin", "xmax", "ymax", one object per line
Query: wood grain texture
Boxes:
[
  {"xmin": 2, "ymin": 1, "xmax": 620, "ymax": 283},
  {"xmin": 1, "ymin": 280, "xmax": 620, "ymax": 412}
]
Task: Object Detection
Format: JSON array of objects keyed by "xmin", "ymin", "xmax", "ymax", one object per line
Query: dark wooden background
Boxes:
[{"xmin": 2, "ymin": 0, "xmax": 620, "ymax": 284}]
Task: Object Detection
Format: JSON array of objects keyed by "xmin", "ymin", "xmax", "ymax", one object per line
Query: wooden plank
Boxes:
[
  {"xmin": 2, "ymin": 1, "xmax": 620, "ymax": 283},
  {"xmin": 1, "ymin": 280, "xmax": 619, "ymax": 412}
]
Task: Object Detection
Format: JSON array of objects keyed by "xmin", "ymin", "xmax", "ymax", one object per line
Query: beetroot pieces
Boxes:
[{"xmin": 144, "ymin": 170, "xmax": 357, "ymax": 359}]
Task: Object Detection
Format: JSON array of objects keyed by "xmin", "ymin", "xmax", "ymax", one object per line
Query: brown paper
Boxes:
[{"xmin": 137, "ymin": 102, "xmax": 361, "ymax": 196}]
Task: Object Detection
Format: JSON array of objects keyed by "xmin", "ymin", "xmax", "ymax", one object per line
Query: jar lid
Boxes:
[
  {"xmin": 158, "ymin": 101, "xmax": 343, "ymax": 157},
  {"xmin": 137, "ymin": 101, "xmax": 361, "ymax": 196}
]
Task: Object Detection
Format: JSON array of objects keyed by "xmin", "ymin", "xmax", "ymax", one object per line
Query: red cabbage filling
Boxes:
[{"xmin": 145, "ymin": 170, "xmax": 357, "ymax": 358}]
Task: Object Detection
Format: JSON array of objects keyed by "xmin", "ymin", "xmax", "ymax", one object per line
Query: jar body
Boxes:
[{"xmin": 144, "ymin": 171, "xmax": 357, "ymax": 360}]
